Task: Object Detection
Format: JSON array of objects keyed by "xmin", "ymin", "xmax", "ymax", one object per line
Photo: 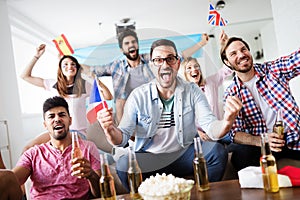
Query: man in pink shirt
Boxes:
[{"xmin": 12, "ymin": 96, "xmax": 101, "ymax": 199}]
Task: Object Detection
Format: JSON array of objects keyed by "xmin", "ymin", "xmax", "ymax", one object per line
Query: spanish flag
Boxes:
[{"xmin": 52, "ymin": 34, "xmax": 74, "ymax": 55}]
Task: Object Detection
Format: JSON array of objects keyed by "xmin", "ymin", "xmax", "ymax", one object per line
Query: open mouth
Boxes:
[
  {"xmin": 54, "ymin": 125, "xmax": 64, "ymax": 131},
  {"xmin": 160, "ymin": 72, "xmax": 172, "ymax": 81},
  {"xmin": 128, "ymin": 47, "xmax": 136, "ymax": 53},
  {"xmin": 238, "ymin": 57, "xmax": 248, "ymax": 65}
]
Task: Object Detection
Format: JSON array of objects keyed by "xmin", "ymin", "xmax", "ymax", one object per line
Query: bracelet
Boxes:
[{"xmin": 34, "ymin": 56, "xmax": 39, "ymax": 60}]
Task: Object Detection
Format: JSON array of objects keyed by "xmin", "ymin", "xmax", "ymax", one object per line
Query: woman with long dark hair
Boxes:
[{"xmin": 21, "ymin": 44, "xmax": 112, "ymax": 147}]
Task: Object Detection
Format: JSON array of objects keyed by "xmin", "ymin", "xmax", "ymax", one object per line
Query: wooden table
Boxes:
[{"xmin": 112, "ymin": 180, "xmax": 300, "ymax": 200}]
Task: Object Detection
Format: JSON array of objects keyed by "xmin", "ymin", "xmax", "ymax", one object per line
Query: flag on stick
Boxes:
[
  {"xmin": 208, "ymin": 3, "xmax": 228, "ymax": 26},
  {"xmin": 86, "ymin": 78, "xmax": 108, "ymax": 124},
  {"xmin": 52, "ymin": 34, "xmax": 74, "ymax": 55}
]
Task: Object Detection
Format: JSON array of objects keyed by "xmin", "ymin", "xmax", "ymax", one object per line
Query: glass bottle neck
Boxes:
[
  {"xmin": 128, "ymin": 146, "xmax": 141, "ymax": 172},
  {"xmin": 194, "ymin": 137, "xmax": 203, "ymax": 158},
  {"xmin": 261, "ymin": 134, "xmax": 272, "ymax": 155},
  {"xmin": 100, "ymin": 154, "xmax": 111, "ymax": 176}
]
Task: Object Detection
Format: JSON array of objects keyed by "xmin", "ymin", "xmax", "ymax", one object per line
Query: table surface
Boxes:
[{"xmin": 110, "ymin": 179, "xmax": 300, "ymax": 200}]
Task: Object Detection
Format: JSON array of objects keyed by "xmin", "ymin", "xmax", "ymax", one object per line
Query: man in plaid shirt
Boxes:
[{"xmin": 221, "ymin": 36, "xmax": 300, "ymax": 171}]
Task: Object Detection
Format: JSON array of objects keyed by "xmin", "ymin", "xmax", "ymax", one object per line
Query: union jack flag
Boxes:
[{"xmin": 208, "ymin": 3, "xmax": 228, "ymax": 26}]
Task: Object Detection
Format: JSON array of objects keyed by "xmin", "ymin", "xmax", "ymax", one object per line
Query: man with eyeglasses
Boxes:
[{"xmin": 97, "ymin": 39, "xmax": 242, "ymax": 191}]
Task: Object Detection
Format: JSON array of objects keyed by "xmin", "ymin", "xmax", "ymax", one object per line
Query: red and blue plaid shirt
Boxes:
[{"xmin": 224, "ymin": 48, "xmax": 300, "ymax": 150}]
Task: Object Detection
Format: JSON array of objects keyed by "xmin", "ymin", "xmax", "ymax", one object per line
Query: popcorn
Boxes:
[{"xmin": 138, "ymin": 173, "xmax": 194, "ymax": 196}]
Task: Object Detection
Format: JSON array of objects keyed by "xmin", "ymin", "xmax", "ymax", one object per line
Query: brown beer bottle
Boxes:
[
  {"xmin": 71, "ymin": 131, "xmax": 82, "ymax": 159},
  {"xmin": 193, "ymin": 137, "xmax": 210, "ymax": 191},
  {"xmin": 260, "ymin": 133, "xmax": 279, "ymax": 193},
  {"xmin": 99, "ymin": 154, "xmax": 116, "ymax": 200},
  {"xmin": 273, "ymin": 109, "xmax": 284, "ymax": 136},
  {"xmin": 127, "ymin": 146, "xmax": 143, "ymax": 199}
]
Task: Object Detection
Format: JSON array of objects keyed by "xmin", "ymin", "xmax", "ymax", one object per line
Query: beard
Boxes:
[
  {"xmin": 229, "ymin": 56, "xmax": 253, "ymax": 73},
  {"xmin": 233, "ymin": 65, "xmax": 252, "ymax": 73},
  {"xmin": 124, "ymin": 49, "xmax": 139, "ymax": 61},
  {"xmin": 53, "ymin": 129, "xmax": 68, "ymax": 140}
]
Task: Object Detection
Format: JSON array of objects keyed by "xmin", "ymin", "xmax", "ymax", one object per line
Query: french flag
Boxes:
[{"xmin": 86, "ymin": 79, "xmax": 108, "ymax": 124}]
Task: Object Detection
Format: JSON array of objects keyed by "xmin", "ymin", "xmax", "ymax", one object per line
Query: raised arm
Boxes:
[
  {"xmin": 97, "ymin": 107, "xmax": 123, "ymax": 145},
  {"xmin": 96, "ymin": 78, "xmax": 113, "ymax": 100},
  {"xmin": 219, "ymin": 29, "xmax": 228, "ymax": 48},
  {"xmin": 20, "ymin": 44, "xmax": 46, "ymax": 88},
  {"xmin": 208, "ymin": 96, "xmax": 242, "ymax": 139},
  {"xmin": 181, "ymin": 33, "xmax": 209, "ymax": 59}
]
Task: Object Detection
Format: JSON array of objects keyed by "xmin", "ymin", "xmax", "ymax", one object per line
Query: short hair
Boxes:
[
  {"xmin": 220, "ymin": 37, "xmax": 250, "ymax": 67},
  {"xmin": 150, "ymin": 39, "xmax": 178, "ymax": 58},
  {"xmin": 117, "ymin": 28, "xmax": 139, "ymax": 48},
  {"xmin": 43, "ymin": 96, "xmax": 70, "ymax": 118}
]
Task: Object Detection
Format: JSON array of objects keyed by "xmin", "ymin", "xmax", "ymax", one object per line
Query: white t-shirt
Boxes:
[
  {"xmin": 43, "ymin": 79, "xmax": 92, "ymax": 136},
  {"xmin": 243, "ymin": 76, "xmax": 276, "ymax": 132}
]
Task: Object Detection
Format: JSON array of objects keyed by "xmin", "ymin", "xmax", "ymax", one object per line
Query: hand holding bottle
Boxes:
[
  {"xmin": 266, "ymin": 133, "xmax": 285, "ymax": 152},
  {"xmin": 71, "ymin": 157, "xmax": 93, "ymax": 179}
]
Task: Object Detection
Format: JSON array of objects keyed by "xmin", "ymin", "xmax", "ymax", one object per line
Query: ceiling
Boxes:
[{"xmin": 6, "ymin": 0, "xmax": 274, "ymax": 50}]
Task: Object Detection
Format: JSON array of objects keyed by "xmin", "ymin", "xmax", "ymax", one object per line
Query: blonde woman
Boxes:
[{"xmin": 181, "ymin": 32, "xmax": 232, "ymax": 140}]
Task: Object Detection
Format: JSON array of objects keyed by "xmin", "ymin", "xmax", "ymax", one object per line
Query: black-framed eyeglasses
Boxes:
[{"xmin": 151, "ymin": 55, "xmax": 179, "ymax": 66}]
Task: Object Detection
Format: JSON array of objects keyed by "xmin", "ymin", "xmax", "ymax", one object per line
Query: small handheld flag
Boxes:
[
  {"xmin": 208, "ymin": 3, "xmax": 228, "ymax": 26},
  {"xmin": 86, "ymin": 78, "xmax": 108, "ymax": 124},
  {"xmin": 52, "ymin": 34, "xmax": 74, "ymax": 55}
]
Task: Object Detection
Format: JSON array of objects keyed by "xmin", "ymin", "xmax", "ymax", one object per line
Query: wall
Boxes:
[
  {"xmin": 271, "ymin": 0, "xmax": 300, "ymax": 106},
  {"xmin": 3, "ymin": 0, "xmax": 300, "ymax": 167},
  {"xmin": 0, "ymin": 0, "xmax": 24, "ymax": 166}
]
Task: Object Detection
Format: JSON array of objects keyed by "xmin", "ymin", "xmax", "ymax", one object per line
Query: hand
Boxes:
[
  {"xmin": 81, "ymin": 64, "xmax": 94, "ymax": 78},
  {"xmin": 35, "ymin": 44, "xmax": 46, "ymax": 58},
  {"xmin": 267, "ymin": 132, "xmax": 285, "ymax": 152},
  {"xmin": 97, "ymin": 107, "xmax": 114, "ymax": 134},
  {"xmin": 201, "ymin": 33, "xmax": 209, "ymax": 46},
  {"xmin": 219, "ymin": 30, "xmax": 228, "ymax": 47},
  {"xmin": 71, "ymin": 157, "xmax": 93, "ymax": 179},
  {"xmin": 198, "ymin": 130, "xmax": 211, "ymax": 141},
  {"xmin": 224, "ymin": 96, "xmax": 242, "ymax": 123}
]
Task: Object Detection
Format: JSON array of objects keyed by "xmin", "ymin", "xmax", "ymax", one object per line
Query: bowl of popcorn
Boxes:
[{"xmin": 138, "ymin": 173, "xmax": 194, "ymax": 200}]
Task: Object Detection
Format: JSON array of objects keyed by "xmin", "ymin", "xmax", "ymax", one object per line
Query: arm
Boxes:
[
  {"xmin": 181, "ymin": 33, "xmax": 209, "ymax": 59},
  {"xmin": 12, "ymin": 166, "xmax": 31, "ymax": 185},
  {"xmin": 96, "ymin": 78, "xmax": 113, "ymax": 100},
  {"xmin": 208, "ymin": 96, "xmax": 242, "ymax": 139},
  {"xmin": 0, "ymin": 170, "xmax": 23, "ymax": 200},
  {"xmin": 219, "ymin": 29, "xmax": 228, "ymax": 48},
  {"xmin": 0, "ymin": 152, "xmax": 5, "ymax": 169},
  {"xmin": 71, "ymin": 157, "xmax": 101, "ymax": 198},
  {"xmin": 22, "ymin": 132, "xmax": 50, "ymax": 153},
  {"xmin": 233, "ymin": 132, "xmax": 285, "ymax": 152},
  {"xmin": 20, "ymin": 44, "xmax": 46, "ymax": 88},
  {"xmin": 97, "ymin": 107, "xmax": 123, "ymax": 145}
]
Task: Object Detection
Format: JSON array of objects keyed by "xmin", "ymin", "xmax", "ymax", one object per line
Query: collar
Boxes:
[{"xmin": 149, "ymin": 76, "xmax": 185, "ymax": 101}]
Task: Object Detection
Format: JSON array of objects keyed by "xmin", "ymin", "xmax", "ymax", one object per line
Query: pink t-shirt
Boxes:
[{"xmin": 16, "ymin": 140, "xmax": 100, "ymax": 200}]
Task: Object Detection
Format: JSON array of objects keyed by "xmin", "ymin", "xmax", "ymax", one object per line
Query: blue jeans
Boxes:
[{"xmin": 116, "ymin": 141, "xmax": 228, "ymax": 192}]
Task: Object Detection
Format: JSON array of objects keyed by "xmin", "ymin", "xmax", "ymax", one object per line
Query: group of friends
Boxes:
[{"xmin": 0, "ymin": 28, "xmax": 300, "ymax": 199}]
